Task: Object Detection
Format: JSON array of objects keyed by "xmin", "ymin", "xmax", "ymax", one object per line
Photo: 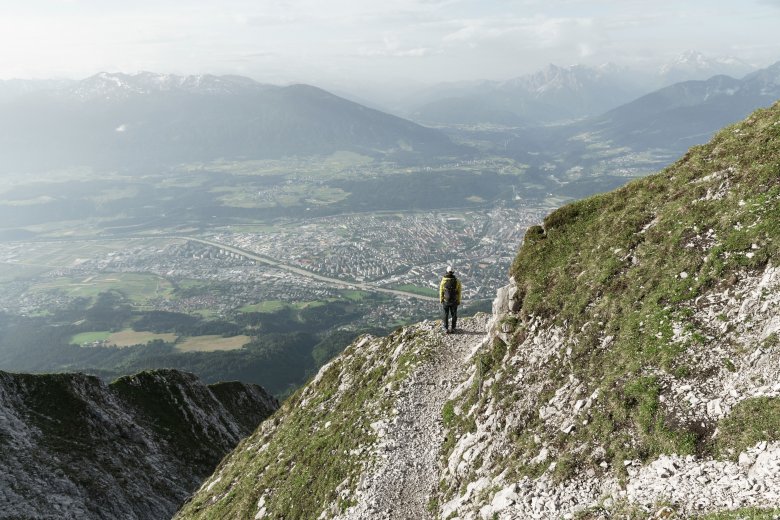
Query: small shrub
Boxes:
[
  {"xmin": 442, "ymin": 401, "xmax": 456, "ymax": 427},
  {"xmin": 524, "ymin": 225, "xmax": 546, "ymax": 244},
  {"xmin": 698, "ymin": 507, "xmax": 780, "ymax": 519}
]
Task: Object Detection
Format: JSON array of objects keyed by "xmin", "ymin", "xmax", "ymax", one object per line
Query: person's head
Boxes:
[{"xmin": 446, "ymin": 265, "xmax": 454, "ymax": 274}]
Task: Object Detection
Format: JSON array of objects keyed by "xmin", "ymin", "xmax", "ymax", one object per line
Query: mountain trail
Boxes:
[{"xmin": 339, "ymin": 314, "xmax": 489, "ymax": 520}]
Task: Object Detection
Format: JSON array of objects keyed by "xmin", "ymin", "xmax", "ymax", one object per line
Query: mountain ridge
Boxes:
[
  {"xmin": 0, "ymin": 72, "xmax": 459, "ymax": 172},
  {"xmin": 659, "ymin": 50, "xmax": 756, "ymax": 86},
  {"xmin": 574, "ymin": 61, "xmax": 780, "ymax": 153},
  {"xmin": 0, "ymin": 368, "xmax": 278, "ymax": 519},
  {"xmin": 411, "ymin": 63, "xmax": 645, "ymax": 125},
  {"xmin": 61, "ymin": 72, "xmax": 271, "ymax": 100}
]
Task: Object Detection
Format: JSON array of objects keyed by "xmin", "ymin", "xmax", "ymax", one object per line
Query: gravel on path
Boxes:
[{"xmin": 338, "ymin": 314, "xmax": 489, "ymax": 520}]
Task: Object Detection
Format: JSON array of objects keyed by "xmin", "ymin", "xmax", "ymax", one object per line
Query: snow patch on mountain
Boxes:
[
  {"xmin": 64, "ymin": 71, "xmax": 270, "ymax": 101},
  {"xmin": 659, "ymin": 50, "xmax": 756, "ymax": 85}
]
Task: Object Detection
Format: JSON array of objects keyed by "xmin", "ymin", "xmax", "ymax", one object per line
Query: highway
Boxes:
[
  {"xmin": 181, "ymin": 236, "xmax": 440, "ymax": 302},
  {"xmin": 13, "ymin": 233, "xmax": 445, "ymax": 302}
]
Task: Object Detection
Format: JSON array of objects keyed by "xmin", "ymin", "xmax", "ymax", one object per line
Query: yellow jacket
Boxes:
[{"xmin": 439, "ymin": 275, "xmax": 462, "ymax": 305}]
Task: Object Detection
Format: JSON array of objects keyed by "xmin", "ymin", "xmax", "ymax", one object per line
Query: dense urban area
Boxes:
[{"xmin": 0, "ymin": 203, "xmax": 548, "ymax": 323}]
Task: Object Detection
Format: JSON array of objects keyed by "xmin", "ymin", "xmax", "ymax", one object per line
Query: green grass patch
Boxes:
[
  {"xmin": 390, "ymin": 284, "xmax": 438, "ymax": 298},
  {"xmin": 238, "ymin": 300, "xmax": 288, "ymax": 313},
  {"xmin": 698, "ymin": 509, "xmax": 780, "ymax": 519},
  {"xmin": 442, "ymin": 400, "xmax": 456, "ymax": 427},
  {"xmin": 215, "ymin": 184, "xmax": 349, "ymax": 209},
  {"xmin": 321, "ymin": 151, "xmax": 374, "ymax": 171},
  {"xmin": 715, "ymin": 397, "xmax": 780, "ymax": 460},
  {"xmin": 339, "ymin": 290, "xmax": 370, "ymax": 301},
  {"xmin": 71, "ymin": 329, "xmax": 178, "ymax": 347},
  {"xmin": 107, "ymin": 329, "xmax": 178, "ymax": 347}
]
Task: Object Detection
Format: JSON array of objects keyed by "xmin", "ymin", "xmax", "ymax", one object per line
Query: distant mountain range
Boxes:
[
  {"xmin": 410, "ymin": 63, "xmax": 645, "ymax": 125},
  {"xmin": 1, "ymin": 56, "xmax": 776, "ymax": 177},
  {"xmin": 407, "ymin": 51, "xmax": 762, "ymax": 126},
  {"xmin": 0, "ymin": 72, "xmax": 458, "ymax": 172},
  {"xmin": 572, "ymin": 61, "xmax": 780, "ymax": 153},
  {"xmin": 658, "ymin": 50, "xmax": 756, "ymax": 86}
]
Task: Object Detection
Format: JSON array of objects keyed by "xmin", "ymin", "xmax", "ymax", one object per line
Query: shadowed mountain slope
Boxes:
[{"xmin": 0, "ymin": 369, "xmax": 278, "ymax": 520}]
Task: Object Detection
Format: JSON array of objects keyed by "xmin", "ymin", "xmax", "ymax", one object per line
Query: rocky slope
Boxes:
[
  {"xmin": 177, "ymin": 101, "xmax": 780, "ymax": 520},
  {"xmin": 0, "ymin": 369, "xmax": 278, "ymax": 519}
]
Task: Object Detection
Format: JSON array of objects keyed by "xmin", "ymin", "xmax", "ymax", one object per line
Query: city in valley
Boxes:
[{"xmin": 0, "ymin": 203, "xmax": 549, "ymax": 329}]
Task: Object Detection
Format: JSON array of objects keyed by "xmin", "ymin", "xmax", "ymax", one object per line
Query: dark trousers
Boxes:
[{"xmin": 442, "ymin": 303, "xmax": 458, "ymax": 330}]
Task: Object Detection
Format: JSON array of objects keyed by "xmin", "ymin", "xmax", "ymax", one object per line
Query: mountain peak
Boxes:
[
  {"xmin": 0, "ymin": 74, "xmax": 456, "ymax": 169},
  {"xmin": 659, "ymin": 50, "xmax": 756, "ymax": 84},
  {"xmin": 67, "ymin": 71, "xmax": 266, "ymax": 100}
]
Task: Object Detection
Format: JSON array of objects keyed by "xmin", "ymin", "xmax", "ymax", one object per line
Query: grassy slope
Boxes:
[
  {"xmin": 176, "ymin": 325, "xmax": 438, "ymax": 520},
  {"xmin": 501, "ymin": 101, "xmax": 780, "ymax": 472}
]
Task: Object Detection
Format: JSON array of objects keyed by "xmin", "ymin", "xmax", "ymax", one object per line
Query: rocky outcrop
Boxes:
[
  {"xmin": 439, "ymin": 269, "xmax": 780, "ymax": 519},
  {"xmin": 0, "ymin": 369, "xmax": 277, "ymax": 520}
]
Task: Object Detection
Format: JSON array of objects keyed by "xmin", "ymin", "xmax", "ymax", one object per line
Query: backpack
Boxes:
[{"xmin": 443, "ymin": 276, "xmax": 458, "ymax": 304}]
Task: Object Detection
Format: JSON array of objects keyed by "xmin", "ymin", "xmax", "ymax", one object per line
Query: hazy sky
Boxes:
[{"xmin": 2, "ymin": 0, "xmax": 780, "ymax": 87}]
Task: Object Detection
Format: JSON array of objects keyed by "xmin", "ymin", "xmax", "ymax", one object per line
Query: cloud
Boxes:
[
  {"xmin": 2, "ymin": 0, "xmax": 779, "ymax": 85},
  {"xmin": 356, "ymin": 46, "xmax": 435, "ymax": 57},
  {"xmin": 440, "ymin": 15, "xmax": 599, "ymax": 51},
  {"xmin": 353, "ymin": 33, "xmax": 437, "ymax": 57},
  {"xmin": 236, "ymin": 13, "xmax": 305, "ymax": 27}
]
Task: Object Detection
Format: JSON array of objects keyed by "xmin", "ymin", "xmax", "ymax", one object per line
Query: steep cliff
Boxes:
[
  {"xmin": 177, "ymin": 101, "xmax": 780, "ymax": 519},
  {"xmin": 0, "ymin": 369, "xmax": 278, "ymax": 519}
]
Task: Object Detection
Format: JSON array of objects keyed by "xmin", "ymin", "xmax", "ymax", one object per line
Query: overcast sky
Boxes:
[{"xmin": 2, "ymin": 0, "xmax": 780, "ymax": 87}]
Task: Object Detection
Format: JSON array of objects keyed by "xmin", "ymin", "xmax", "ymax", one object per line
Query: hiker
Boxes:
[{"xmin": 439, "ymin": 266, "xmax": 462, "ymax": 334}]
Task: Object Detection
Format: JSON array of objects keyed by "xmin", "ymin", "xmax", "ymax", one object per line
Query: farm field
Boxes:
[
  {"xmin": 175, "ymin": 335, "xmax": 252, "ymax": 352},
  {"xmin": 390, "ymin": 284, "xmax": 439, "ymax": 298},
  {"xmin": 30, "ymin": 272, "xmax": 175, "ymax": 304}
]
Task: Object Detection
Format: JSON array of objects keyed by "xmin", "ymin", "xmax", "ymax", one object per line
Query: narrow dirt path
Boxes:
[{"xmin": 340, "ymin": 314, "xmax": 489, "ymax": 520}]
